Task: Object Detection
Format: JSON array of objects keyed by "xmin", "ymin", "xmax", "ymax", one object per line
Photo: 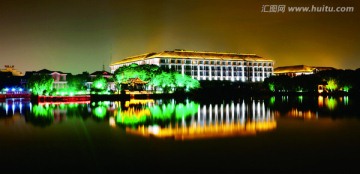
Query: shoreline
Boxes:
[{"xmin": 1, "ymin": 91, "xmax": 357, "ymax": 103}]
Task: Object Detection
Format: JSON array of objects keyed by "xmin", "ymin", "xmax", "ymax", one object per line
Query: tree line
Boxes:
[
  {"xmin": 264, "ymin": 69, "xmax": 360, "ymax": 94},
  {"xmin": 113, "ymin": 63, "xmax": 200, "ymax": 93},
  {"xmin": 24, "ymin": 64, "xmax": 200, "ymax": 95}
]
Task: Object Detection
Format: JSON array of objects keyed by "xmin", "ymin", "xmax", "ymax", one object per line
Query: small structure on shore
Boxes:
[{"xmin": 121, "ymin": 77, "xmax": 148, "ymax": 92}]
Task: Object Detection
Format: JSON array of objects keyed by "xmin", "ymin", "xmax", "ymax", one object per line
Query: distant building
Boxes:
[
  {"xmin": 274, "ymin": 65, "xmax": 336, "ymax": 77},
  {"xmin": 25, "ymin": 69, "xmax": 69, "ymax": 89},
  {"xmin": 86, "ymin": 70, "xmax": 115, "ymax": 91},
  {"xmin": 89, "ymin": 70, "xmax": 113, "ymax": 80},
  {"xmin": 110, "ymin": 49, "xmax": 274, "ymax": 82},
  {"xmin": 1, "ymin": 65, "xmax": 24, "ymax": 76}
]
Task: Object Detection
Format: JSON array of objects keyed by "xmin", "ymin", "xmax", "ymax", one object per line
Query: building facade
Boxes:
[
  {"xmin": 110, "ymin": 50, "xmax": 274, "ymax": 82},
  {"xmin": 25, "ymin": 69, "xmax": 68, "ymax": 89},
  {"xmin": 274, "ymin": 65, "xmax": 336, "ymax": 77}
]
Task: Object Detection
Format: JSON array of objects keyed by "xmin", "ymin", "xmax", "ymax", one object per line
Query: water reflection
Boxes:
[
  {"xmin": 270, "ymin": 95, "xmax": 359, "ymax": 119},
  {"xmin": 0, "ymin": 98, "xmax": 29, "ymax": 116},
  {"xmin": 0, "ymin": 95, "xmax": 358, "ymax": 139},
  {"xmin": 285, "ymin": 108, "xmax": 318, "ymax": 120},
  {"xmin": 120, "ymin": 100, "xmax": 276, "ymax": 140}
]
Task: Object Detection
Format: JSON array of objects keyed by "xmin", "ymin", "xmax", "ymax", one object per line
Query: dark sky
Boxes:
[{"xmin": 0, "ymin": 0, "xmax": 359, "ymax": 74}]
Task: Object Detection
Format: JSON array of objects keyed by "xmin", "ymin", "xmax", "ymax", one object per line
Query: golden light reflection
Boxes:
[
  {"xmin": 126, "ymin": 120, "xmax": 276, "ymax": 140},
  {"xmin": 114, "ymin": 107, "xmax": 151, "ymax": 120},
  {"xmin": 286, "ymin": 108, "xmax": 318, "ymax": 120},
  {"xmin": 318, "ymin": 96, "xmax": 324, "ymax": 108},
  {"xmin": 109, "ymin": 117, "xmax": 116, "ymax": 128},
  {"xmin": 124, "ymin": 99, "xmax": 154, "ymax": 108}
]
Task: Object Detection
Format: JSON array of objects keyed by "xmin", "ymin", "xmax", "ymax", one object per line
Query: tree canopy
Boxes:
[
  {"xmin": 91, "ymin": 76, "xmax": 108, "ymax": 93},
  {"xmin": 27, "ymin": 74, "xmax": 54, "ymax": 95},
  {"xmin": 264, "ymin": 69, "xmax": 360, "ymax": 93},
  {"xmin": 114, "ymin": 64, "xmax": 200, "ymax": 93},
  {"xmin": 66, "ymin": 72, "xmax": 89, "ymax": 91}
]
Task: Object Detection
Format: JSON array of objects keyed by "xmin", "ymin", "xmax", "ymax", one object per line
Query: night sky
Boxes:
[{"xmin": 0, "ymin": 0, "xmax": 359, "ymax": 74}]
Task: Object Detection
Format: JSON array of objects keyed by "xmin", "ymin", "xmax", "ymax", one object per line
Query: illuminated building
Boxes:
[
  {"xmin": 121, "ymin": 77, "xmax": 148, "ymax": 92},
  {"xmin": 39, "ymin": 69, "xmax": 67, "ymax": 89},
  {"xmin": 89, "ymin": 70, "xmax": 113, "ymax": 80},
  {"xmin": 274, "ymin": 65, "xmax": 336, "ymax": 77},
  {"xmin": 23, "ymin": 69, "xmax": 68, "ymax": 89},
  {"xmin": 1, "ymin": 65, "xmax": 24, "ymax": 76},
  {"xmin": 110, "ymin": 49, "xmax": 274, "ymax": 82}
]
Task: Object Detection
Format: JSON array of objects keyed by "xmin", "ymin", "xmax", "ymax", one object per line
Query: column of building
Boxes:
[
  {"xmin": 231, "ymin": 65, "xmax": 234, "ymax": 81},
  {"xmin": 241, "ymin": 62, "xmax": 245, "ymax": 82},
  {"xmin": 252, "ymin": 62, "xmax": 255, "ymax": 82},
  {"xmin": 262, "ymin": 63, "xmax": 265, "ymax": 81},
  {"xmin": 181, "ymin": 59, "xmax": 185, "ymax": 76}
]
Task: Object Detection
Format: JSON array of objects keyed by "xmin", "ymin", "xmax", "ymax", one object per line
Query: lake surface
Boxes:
[{"xmin": 1, "ymin": 96, "xmax": 360, "ymax": 173}]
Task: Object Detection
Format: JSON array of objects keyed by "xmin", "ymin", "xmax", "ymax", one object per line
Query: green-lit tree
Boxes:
[
  {"xmin": 91, "ymin": 76, "xmax": 108, "ymax": 93},
  {"xmin": 263, "ymin": 75, "xmax": 291, "ymax": 92},
  {"xmin": 27, "ymin": 74, "xmax": 54, "ymax": 95},
  {"xmin": 173, "ymin": 73, "xmax": 200, "ymax": 92},
  {"xmin": 114, "ymin": 64, "xmax": 200, "ymax": 93},
  {"xmin": 152, "ymin": 72, "xmax": 174, "ymax": 93},
  {"xmin": 326, "ymin": 79, "xmax": 338, "ymax": 92},
  {"xmin": 67, "ymin": 72, "xmax": 89, "ymax": 91}
]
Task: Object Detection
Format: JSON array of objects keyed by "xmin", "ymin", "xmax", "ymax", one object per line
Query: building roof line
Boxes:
[{"xmin": 111, "ymin": 50, "xmax": 273, "ymax": 65}]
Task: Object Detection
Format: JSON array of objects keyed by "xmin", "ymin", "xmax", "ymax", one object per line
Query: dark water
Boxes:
[{"xmin": 1, "ymin": 96, "xmax": 360, "ymax": 173}]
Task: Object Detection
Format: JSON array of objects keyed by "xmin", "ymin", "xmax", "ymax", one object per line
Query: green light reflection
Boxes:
[
  {"xmin": 32, "ymin": 105, "xmax": 54, "ymax": 118},
  {"xmin": 344, "ymin": 96, "xmax": 349, "ymax": 106},
  {"xmin": 115, "ymin": 100, "xmax": 200, "ymax": 126},
  {"xmin": 326, "ymin": 97, "xmax": 337, "ymax": 110},
  {"xmin": 269, "ymin": 96, "xmax": 275, "ymax": 106},
  {"xmin": 93, "ymin": 106, "xmax": 107, "ymax": 119}
]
